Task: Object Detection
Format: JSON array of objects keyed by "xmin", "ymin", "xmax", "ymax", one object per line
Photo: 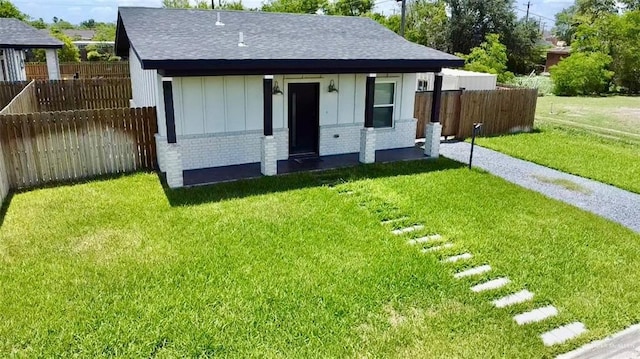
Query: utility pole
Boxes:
[
  {"xmin": 525, "ymin": 0, "xmax": 531, "ymax": 22},
  {"xmin": 397, "ymin": 0, "xmax": 407, "ymax": 38}
]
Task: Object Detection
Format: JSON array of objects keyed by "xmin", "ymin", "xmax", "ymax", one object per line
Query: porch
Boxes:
[{"xmin": 182, "ymin": 145, "xmax": 427, "ymax": 186}]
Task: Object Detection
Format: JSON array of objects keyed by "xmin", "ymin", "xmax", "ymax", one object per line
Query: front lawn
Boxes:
[
  {"xmin": 475, "ymin": 96, "xmax": 640, "ymax": 193},
  {"xmin": 1, "ymin": 161, "xmax": 639, "ymax": 357}
]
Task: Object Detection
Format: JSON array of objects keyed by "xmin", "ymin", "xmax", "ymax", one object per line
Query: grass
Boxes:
[
  {"xmin": 507, "ymin": 76, "xmax": 554, "ymax": 96},
  {"xmin": 475, "ymin": 96, "xmax": 640, "ymax": 193},
  {"xmin": 532, "ymin": 175, "xmax": 592, "ymax": 194},
  {"xmin": 1, "ymin": 160, "xmax": 639, "ymax": 357}
]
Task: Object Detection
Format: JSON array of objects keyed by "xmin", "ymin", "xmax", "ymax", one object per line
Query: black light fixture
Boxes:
[
  {"xmin": 272, "ymin": 81, "xmax": 283, "ymax": 95},
  {"xmin": 328, "ymin": 79, "xmax": 338, "ymax": 93}
]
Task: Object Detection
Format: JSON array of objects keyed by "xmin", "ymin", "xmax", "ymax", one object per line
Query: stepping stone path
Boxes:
[
  {"xmin": 375, "ymin": 209, "xmax": 587, "ymax": 350},
  {"xmin": 391, "ymin": 225, "xmax": 424, "ymax": 235},
  {"xmin": 514, "ymin": 305, "xmax": 558, "ymax": 325},
  {"xmin": 441, "ymin": 253, "xmax": 473, "ymax": 263},
  {"xmin": 541, "ymin": 322, "xmax": 588, "ymax": 347},
  {"xmin": 380, "ymin": 217, "xmax": 409, "ymax": 225},
  {"xmin": 454, "ymin": 265, "xmax": 492, "ymax": 279},
  {"xmin": 421, "ymin": 243, "xmax": 453, "ymax": 253},
  {"xmin": 471, "ymin": 277, "xmax": 511, "ymax": 292},
  {"xmin": 492, "ymin": 290, "xmax": 534, "ymax": 308},
  {"xmin": 407, "ymin": 234, "xmax": 442, "ymax": 245}
]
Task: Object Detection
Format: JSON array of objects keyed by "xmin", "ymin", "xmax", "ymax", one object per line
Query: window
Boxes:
[
  {"xmin": 417, "ymin": 79, "xmax": 429, "ymax": 92},
  {"xmin": 373, "ymin": 82, "xmax": 395, "ymax": 128}
]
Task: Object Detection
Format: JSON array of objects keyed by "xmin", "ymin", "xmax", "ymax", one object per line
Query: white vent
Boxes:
[
  {"xmin": 215, "ymin": 12, "xmax": 224, "ymax": 26},
  {"xmin": 238, "ymin": 32, "xmax": 246, "ymax": 47}
]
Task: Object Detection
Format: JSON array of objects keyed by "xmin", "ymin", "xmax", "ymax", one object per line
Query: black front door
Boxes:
[{"xmin": 288, "ymin": 83, "xmax": 320, "ymax": 156}]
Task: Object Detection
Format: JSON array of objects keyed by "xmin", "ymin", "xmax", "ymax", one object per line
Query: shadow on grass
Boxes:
[{"xmin": 161, "ymin": 158, "xmax": 466, "ymax": 207}]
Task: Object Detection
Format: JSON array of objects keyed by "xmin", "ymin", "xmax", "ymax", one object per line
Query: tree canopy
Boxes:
[{"xmin": 0, "ymin": 0, "xmax": 26, "ymax": 20}]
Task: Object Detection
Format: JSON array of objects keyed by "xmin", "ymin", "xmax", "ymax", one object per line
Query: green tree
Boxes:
[
  {"xmin": 550, "ymin": 52, "xmax": 613, "ymax": 95},
  {"xmin": 162, "ymin": 0, "xmax": 191, "ymax": 7},
  {"xmin": 326, "ymin": 0, "xmax": 373, "ymax": 16},
  {"xmin": 505, "ymin": 19, "xmax": 545, "ymax": 74},
  {"xmin": 553, "ymin": 5, "xmax": 577, "ymax": 44},
  {"xmin": 29, "ymin": 17, "xmax": 47, "ymax": 29},
  {"xmin": 80, "ymin": 19, "xmax": 96, "ymax": 28},
  {"xmin": 0, "ymin": 0, "xmax": 26, "ymax": 20},
  {"xmin": 404, "ymin": 0, "xmax": 449, "ymax": 51},
  {"xmin": 457, "ymin": 33, "xmax": 514, "ymax": 82},
  {"xmin": 262, "ymin": 0, "xmax": 327, "ymax": 13},
  {"xmin": 607, "ymin": 10, "xmax": 640, "ymax": 92},
  {"xmin": 34, "ymin": 29, "xmax": 80, "ymax": 63},
  {"xmin": 93, "ymin": 23, "xmax": 116, "ymax": 41},
  {"xmin": 368, "ymin": 12, "xmax": 401, "ymax": 33},
  {"xmin": 445, "ymin": 0, "xmax": 516, "ymax": 55}
]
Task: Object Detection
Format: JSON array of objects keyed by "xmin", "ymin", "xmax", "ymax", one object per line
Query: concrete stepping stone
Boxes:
[
  {"xmin": 471, "ymin": 277, "xmax": 510, "ymax": 292},
  {"xmin": 391, "ymin": 224, "xmax": 424, "ymax": 235},
  {"xmin": 421, "ymin": 243, "xmax": 453, "ymax": 253},
  {"xmin": 541, "ymin": 322, "xmax": 587, "ymax": 346},
  {"xmin": 514, "ymin": 305, "xmax": 558, "ymax": 325},
  {"xmin": 407, "ymin": 234, "xmax": 442, "ymax": 245},
  {"xmin": 441, "ymin": 253, "xmax": 473, "ymax": 263},
  {"xmin": 381, "ymin": 217, "xmax": 409, "ymax": 225},
  {"xmin": 492, "ymin": 290, "xmax": 534, "ymax": 308},
  {"xmin": 454, "ymin": 264, "xmax": 492, "ymax": 279}
]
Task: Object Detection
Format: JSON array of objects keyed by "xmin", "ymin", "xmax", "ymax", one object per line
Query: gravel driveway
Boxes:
[{"xmin": 440, "ymin": 141, "xmax": 640, "ymax": 233}]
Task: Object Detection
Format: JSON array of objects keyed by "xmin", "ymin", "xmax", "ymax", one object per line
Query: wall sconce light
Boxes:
[
  {"xmin": 328, "ymin": 79, "xmax": 338, "ymax": 93},
  {"xmin": 272, "ymin": 80, "xmax": 283, "ymax": 95}
]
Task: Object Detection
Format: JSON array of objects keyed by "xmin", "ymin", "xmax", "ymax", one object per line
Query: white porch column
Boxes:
[
  {"xmin": 261, "ymin": 135, "xmax": 277, "ymax": 176},
  {"xmin": 44, "ymin": 49, "xmax": 60, "ymax": 80},
  {"xmin": 359, "ymin": 128, "xmax": 376, "ymax": 164},
  {"xmin": 165, "ymin": 143, "xmax": 183, "ymax": 188},
  {"xmin": 424, "ymin": 123, "xmax": 442, "ymax": 158}
]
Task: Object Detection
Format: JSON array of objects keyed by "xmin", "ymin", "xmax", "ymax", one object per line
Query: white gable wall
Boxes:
[
  {"xmin": 129, "ymin": 47, "xmax": 157, "ymax": 107},
  {"xmin": 159, "ymin": 72, "xmax": 417, "ymax": 171}
]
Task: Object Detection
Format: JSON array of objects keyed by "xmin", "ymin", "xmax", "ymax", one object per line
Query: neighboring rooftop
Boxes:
[
  {"xmin": 115, "ymin": 7, "xmax": 463, "ymax": 74},
  {"xmin": 62, "ymin": 29, "xmax": 96, "ymax": 41},
  {"xmin": 0, "ymin": 18, "xmax": 63, "ymax": 49}
]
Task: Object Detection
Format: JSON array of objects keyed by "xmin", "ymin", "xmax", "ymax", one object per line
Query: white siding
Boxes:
[
  {"xmin": 417, "ymin": 69, "xmax": 497, "ymax": 91},
  {"xmin": 129, "ymin": 48, "xmax": 157, "ymax": 107}
]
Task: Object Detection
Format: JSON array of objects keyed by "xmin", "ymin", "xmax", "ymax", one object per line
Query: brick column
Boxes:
[
  {"xmin": 359, "ymin": 128, "xmax": 376, "ymax": 164},
  {"xmin": 165, "ymin": 144, "xmax": 183, "ymax": 188},
  {"xmin": 261, "ymin": 135, "xmax": 277, "ymax": 176},
  {"xmin": 424, "ymin": 122, "xmax": 442, "ymax": 158}
]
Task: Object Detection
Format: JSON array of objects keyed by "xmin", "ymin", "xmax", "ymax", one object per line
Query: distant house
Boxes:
[
  {"xmin": 62, "ymin": 29, "xmax": 96, "ymax": 41},
  {"xmin": 115, "ymin": 7, "xmax": 463, "ymax": 188},
  {"xmin": 545, "ymin": 47, "xmax": 571, "ymax": 73},
  {"xmin": 0, "ymin": 18, "xmax": 63, "ymax": 81}
]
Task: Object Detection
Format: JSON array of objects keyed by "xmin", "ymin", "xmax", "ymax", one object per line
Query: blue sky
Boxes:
[{"xmin": 13, "ymin": 0, "xmax": 573, "ymax": 27}]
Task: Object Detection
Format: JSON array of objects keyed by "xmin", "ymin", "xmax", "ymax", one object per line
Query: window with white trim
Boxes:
[{"xmin": 373, "ymin": 82, "xmax": 395, "ymax": 128}]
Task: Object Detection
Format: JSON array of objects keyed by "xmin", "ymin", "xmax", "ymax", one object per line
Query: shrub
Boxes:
[
  {"xmin": 550, "ymin": 52, "xmax": 614, "ymax": 96},
  {"xmin": 457, "ymin": 34, "xmax": 515, "ymax": 83},
  {"xmin": 87, "ymin": 51, "xmax": 103, "ymax": 61},
  {"xmin": 507, "ymin": 76, "xmax": 554, "ymax": 96}
]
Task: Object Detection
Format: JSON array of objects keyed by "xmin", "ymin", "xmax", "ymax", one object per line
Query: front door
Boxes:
[{"xmin": 288, "ymin": 83, "xmax": 320, "ymax": 156}]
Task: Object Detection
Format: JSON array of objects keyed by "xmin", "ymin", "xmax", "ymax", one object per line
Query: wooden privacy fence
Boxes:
[
  {"xmin": 25, "ymin": 61, "xmax": 130, "ymax": 80},
  {"xmin": 0, "ymin": 107, "xmax": 157, "ymax": 189},
  {"xmin": 0, "ymin": 81, "xmax": 38, "ymax": 115},
  {"xmin": 34, "ymin": 78, "xmax": 132, "ymax": 111},
  {"xmin": 0, "ymin": 81, "xmax": 29, "ymax": 110},
  {"xmin": 414, "ymin": 87, "xmax": 538, "ymax": 139}
]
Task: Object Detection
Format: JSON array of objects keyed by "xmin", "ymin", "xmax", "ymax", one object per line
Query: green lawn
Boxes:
[
  {"xmin": 1, "ymin": 161, "xmax": 639, "ymax": 357},
  {"xmin": 476, "ymin": 96, "xmax": 640, "ymax": 193}
]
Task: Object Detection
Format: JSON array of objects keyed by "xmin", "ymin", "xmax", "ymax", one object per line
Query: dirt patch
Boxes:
[
  {"xmin": 611, "ymin": 108, "xmax": 640, "ymax": 128},
  {"xmin": 532, "ymin": 175, "xmax": 592, "ymax": 194},
  {"xmin": 71, "ymin": 228, "xmax": 145, "ymax": 264}
]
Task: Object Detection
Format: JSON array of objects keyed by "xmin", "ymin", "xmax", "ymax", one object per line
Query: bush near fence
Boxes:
[
  {"xmin": 414, "ymin": 87, "xmax": 538, "ymax": 139},
  {"xmin": 25, "ymin": 61, "xmax": 130, "ymax": 80}
]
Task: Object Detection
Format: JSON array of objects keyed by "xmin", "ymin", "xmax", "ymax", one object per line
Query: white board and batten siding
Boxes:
[
  {"xmin": 157, "ymin": 73, "xmax": 417, "ymax": 171},
  {"xmin": 128, "ymin": 47, "xmax": 157, "ymax": 107}
]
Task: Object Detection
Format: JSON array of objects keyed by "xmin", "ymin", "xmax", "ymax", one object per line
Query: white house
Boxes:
[
  {"xmin": 115, "ymin": 7, "xmax": 463, "ymax": 188},
  {"xmin": 0, "ymin": 18, "xmax": 62, "ymax": 82}
]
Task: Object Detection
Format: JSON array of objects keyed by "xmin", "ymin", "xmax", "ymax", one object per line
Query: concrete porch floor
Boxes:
[{"xmin": 182, "ymin": 145, "xmax": 428, "ymax": 186}]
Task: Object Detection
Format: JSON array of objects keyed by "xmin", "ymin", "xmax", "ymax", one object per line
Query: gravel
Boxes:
[{"xmin": 440, "ymin": 141, "xmax": 640, "ymax": 233}]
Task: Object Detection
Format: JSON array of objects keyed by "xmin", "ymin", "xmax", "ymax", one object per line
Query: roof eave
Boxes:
[
  {"xmin": 0, "ymin": 44, "xmax": 63, "ymax": 49},
  {"xmin": 143, "ymin": 58, "xmax": 465, "ymax": 76}
]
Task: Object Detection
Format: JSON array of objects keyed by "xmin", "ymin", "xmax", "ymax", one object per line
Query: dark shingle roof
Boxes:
[
  {"xmin": 116, "ymin": 7, "xmax": 463, "ymax": 74},
  {"xmin": 0, "ymin": 18, "xmax": 63, "ymax": 49}
]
